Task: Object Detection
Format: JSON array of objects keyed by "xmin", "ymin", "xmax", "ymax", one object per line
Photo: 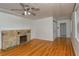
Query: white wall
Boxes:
[
  {"xmin": 0, "ymin": 32, "xmax": 2, "ymax": 49},
  {"xmin": 57, "ymin": 19, "xmax": 71, "ymax": 38},
  {"xmin": 53, "ymin": 18, "xmax": 57, "ymax": 40},
  {"xmin": 0, "ymin": 12, "xmax": 31, "ymax": 30},
  {"xmin": 0, "ymin": 12, "xmax": 31, "ymax": 49},
  {"xmin": 71, "ymin": 8, "xmax": 79, "ymax": 56},
  {"xmin": 30, "ymin": 17, "xmax": 54, "ymax": 41},
  {"xmin": 29, "ymin": 20, "xmax": 37, "ymax": 39}
]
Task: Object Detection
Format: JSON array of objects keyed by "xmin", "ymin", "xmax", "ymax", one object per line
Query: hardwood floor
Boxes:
[{"xmin": 0, "ymin": 38, "xmax": 75, "ymax": 56}]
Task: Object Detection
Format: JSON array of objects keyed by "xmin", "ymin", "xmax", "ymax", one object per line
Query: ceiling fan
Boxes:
[{"xmin": 11, "ymin": 3, "xmax": 40, "ymax": 16}]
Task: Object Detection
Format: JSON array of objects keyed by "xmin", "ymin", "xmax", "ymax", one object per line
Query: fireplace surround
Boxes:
[{"xmin": 1, "ymin": 29, "xmax": 31, "ymax": 50}]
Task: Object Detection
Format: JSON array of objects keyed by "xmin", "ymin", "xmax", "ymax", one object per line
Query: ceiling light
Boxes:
[
  {"xmin": 28, "ymin": 12, "xmax": 31, "ymax": 15},
  {"xmin": 24, "ymin": 11, "xmax": 27, "ymax": 15}
]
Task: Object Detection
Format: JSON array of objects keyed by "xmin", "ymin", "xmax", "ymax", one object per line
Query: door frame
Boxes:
[
  {"xmin": 60, "ymin": 23, "xmax": 66, "ymax": 37},
  {"xmin": 57, "ymin": 22, "xmax": 67, "ymax": 37}
]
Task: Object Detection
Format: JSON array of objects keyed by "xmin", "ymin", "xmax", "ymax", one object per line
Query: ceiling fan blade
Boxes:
[
  {"xmin": 20, "ymin": 3, "xmax": 26, "ymax": 11},
  {"xmin": 11, "ymin": 9, "xmax": 23, "ymax": 11},
  {"xmin": 20, "ymin": 3, "xmax": 25, "ymax": 7},
  {"xmin": 20, "ymin": 3, "xmax": 30, "ymax": 10},
  {"xmin": 31, "ymin": 8, "xmax": 40, "ymax": 11}
]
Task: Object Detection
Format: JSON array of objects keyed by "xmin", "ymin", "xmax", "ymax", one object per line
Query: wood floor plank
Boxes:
[{"xmin": 0, "ymin": 38, "xmax": 75, "ymax": 56}]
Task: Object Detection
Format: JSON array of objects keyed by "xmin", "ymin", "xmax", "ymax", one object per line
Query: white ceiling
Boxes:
[{"xmin": 0, "ymin": 3, "xmax": 75, "ymax": 19}]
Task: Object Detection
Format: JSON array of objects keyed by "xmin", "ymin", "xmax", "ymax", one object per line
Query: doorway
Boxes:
[{"xmin": 60, "ymin": 23, "xmax": 66, "ymax": 37}]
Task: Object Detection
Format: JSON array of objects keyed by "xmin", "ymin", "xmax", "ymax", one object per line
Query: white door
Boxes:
[{"xmin": 60, "ymin": 23, "xmax": 66, "ymax": 37}]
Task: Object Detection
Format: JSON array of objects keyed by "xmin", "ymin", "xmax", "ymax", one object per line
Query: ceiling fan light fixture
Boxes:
[
  {"xmin": 28, "ymin": 12, "xmax": 31, "ymax": 15},
  {"xmin": 11, "ymin": 3, "xmax": 40, "ymax": 16},
  {"xmin": 24, "ymin": 11, "xmax": 31, "ymax": 16},
  {"xmin": 24, "ymin": 11, "xmax": 27, "ymax": 15}
]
